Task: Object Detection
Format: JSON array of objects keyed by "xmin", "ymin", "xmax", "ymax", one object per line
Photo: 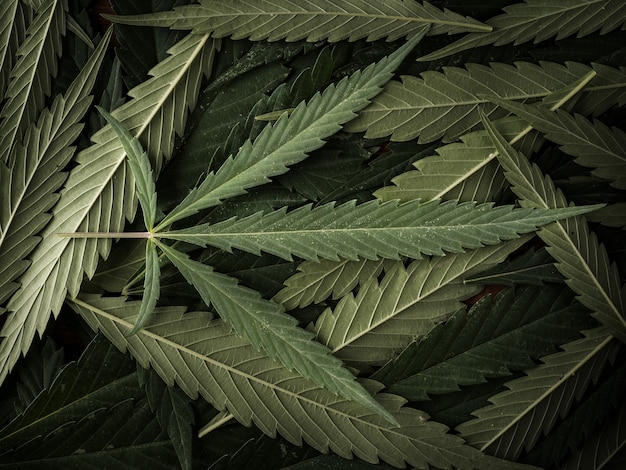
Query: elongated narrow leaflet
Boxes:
[{"xmin": 157, "ymin": 199, "xmax": 601, "ymax": 262}]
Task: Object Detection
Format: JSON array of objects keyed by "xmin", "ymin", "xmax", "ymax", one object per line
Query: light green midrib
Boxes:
[
  {"xmin": 71, "ymin": 297, "xmax": 424, "ymax": 444},
  {"xmin": 179, "ymin": 8, "xmax": 491, "ymax": 32}
]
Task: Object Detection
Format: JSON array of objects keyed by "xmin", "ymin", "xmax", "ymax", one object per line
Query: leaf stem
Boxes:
[{"xmin": 55, "ymin": 232, "xmax": 153, "ymax": 239}]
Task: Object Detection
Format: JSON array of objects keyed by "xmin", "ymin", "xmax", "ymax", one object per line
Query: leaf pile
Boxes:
[{"xmin": 0, "ymin": 1, "xmax": 625, "ymax": 469}]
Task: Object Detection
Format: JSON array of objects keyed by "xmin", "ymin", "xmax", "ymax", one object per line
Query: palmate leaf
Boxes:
[
  {"xmin": 420, "ymin": 0, "xmax": 626, "ymax": 61},
  {"xmin": 480, "ymin": 111, "xmax": 626, "ymax": 343},
  {"xmin": 0, "ymin": 33, "xmax": 217, "ymax": 384},
  {"xmin": 156, "ymin": 241, "xmax": 397, "ymax": 424},
  {"xmin": 372, "ymin": 285, "xmax": 595, "ymax": 401},
  {"xmin": 346, "ymin": 61, "xmax": 622, "ymax": 144},
  {"xmin": 0, "ymin": 0, "xmax": 67, "ymax": 164},
  {"xmin": 311, "ymin": 239, "xmax": 532, "ymax": 368},
  {"xmin": 106, "ymin": 0, "xmax": 490, "ymax": 43},
  {"xmin": 158, "ymin": 198, "xmax": 598, "ymax": 262},
  {"xmin": 70, "ymin": 295, "xmax": 536, "ymax": 470},
  {"xmin": 0, "ymin": 27, "xmax": 110, "ymax": 308},
  {"xmin": 487, "ymin": 96, "xmax": 626, "ymax": 190},
  {"xmin": 155, "ymin": 31, "xmax": 427, "ymax": 229},
  {"xmin": 456, "ymin": 326, "xmax": 620, "ymax": 461}
]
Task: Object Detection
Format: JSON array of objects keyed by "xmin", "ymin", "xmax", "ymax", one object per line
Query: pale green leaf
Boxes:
[
  {"xmin": 0, "ymin": 0, "xmax": 67, "ymax": 163},
  {"xmin": 0, "ymin": 0, "xmax": 20, "ymax": 99},
  {"xmin": 420, "ymin": 0, "xmax": 626, "ymax": 61},
  {"xmin": 0, "ymin": 27, "xmax": 111, "ymax": 368},
  {"xmin": 71, "ymin": 295, "xmax": 535, "ymax": 470},
  {"xmin": 158, "ymin": 199, "xmax": 598, "ymax": 262},
  {"xmin": 480, "ymin": 110, "xmax": 626, "ymax": 343},
  {"xmin": 311, "ymin": 239, "xmax": 531, "ymax": 367},
  {"xmin": 97, "ymin": 106, "xmax": 159, "ymax": 230},
  {"xmin": 0, "ymin": 33, "xmax": 217, "ymax": 384},
  {"xmin": 106, "ymin": 0, "xmax": 489, "ymax": 42},
  {"xmin": 346, "ymin": 61, "xmax": 621, "ymax": 143},
  {"xmin": 374, "ymin": 116, "xmax": 531, "ymax": 203},
  {"xmin": 373, "ymin": 285, "xmax": 595, "ymax": 401},
  {"xmin": 456, "ymin": 326, "xmax": 620, "ymax": 460},
  {"xmin": 487, "ymin": 96, "xmax": 626, "ymax": 190},
  {"xmin": 273, "ymin": 258, "xmax": 393, "ymax": 311},
  {"xmin": 155, "ymin": 241, "xmax": 397, "ymax": 425},
  {"xmin": 156, "ymin": 31, "xmax": 426, "ymax": 229}
]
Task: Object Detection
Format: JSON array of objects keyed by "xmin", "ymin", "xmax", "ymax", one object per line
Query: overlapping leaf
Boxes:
[
  {"xmin": 156, "ymin": 241, "xmax": 397, "ymax": 424},
  {"xmin": 309, "ymin": 239, "xmax": 527, "ymax": 368},
  {"xmin": 70, "ymin": 295, "xmax": 532, "ymax": 470},
  {"xmin": 273, "ymin": 257, "xmax": 393, "ymax": 311},
  {"xmin": 372, "ymin": 285, "xmax": 595, "ymax": 401},
  {"xmin": 456, "ymin": 326, "xmax": 619, "ymax": 460},
  {"xmin": 0, "ymin": 0, "xmax": 20, "ymax": 99},
  {"xmin": 560, "ymin": 397, "xmax": 626, "ymax": 470},
  {"xmin": 0, "ymin": 33, "xmax": 217, "ymax": 384},
  {"xmin": 106, "ymin": 0, "xmax": 490, "ymax": 43},
  {"xmin": 155, "ymin": 32, "xmax": 427, "ymax": 229},
  {"xmin": 0, "ymin": 27, "xmax": 110, "ymax": 312},
  {"xmin": 465, "ymin": 247, "xmax": 564, "ymax": 286},
  {"xmin": 420, "ymin": 0, "xmax": 626, "ymax": 61},
  {"xmin": 158, "ymin": 198, "xmax": 597, "ymax": 262},
  {"xmin": 487, "ymin": 96, "xmax": 626, "ymax": 190},
  {"xmin": 0, "ymin": 0, "xmax": 67, "ymax": 163},
  {"xmin": 481, "ymin": 111, "xmax": 626, "ymax": 343},
  {"xmin": 346, "ymin": 61, "xmax": 623, "ymax": 143}
]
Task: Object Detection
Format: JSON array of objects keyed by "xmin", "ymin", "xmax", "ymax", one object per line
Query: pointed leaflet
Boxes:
[
  {"xmin": 0, "ymin": 27, "xmax": 110, "ymax": 315},
  {"xmin": 480, "ymin": 110, "xmax": 626, "ymax": 343},
  {"xmin": 97, "ymin": 107, "xmax": 158, "ymax": 230},
  {"xmin": 3, "ymin": 400, "xmax": 177, "ymax": 469},
  {"xmin": 138, "ymin": 367, "xmax": 194, "ymax": 470},
  {"xmin": 560, "ymin": 399, "xmax": 626, "ymax": 470},
  {"xmin": 126, "ymin": 240, "xmax": 160, "ymax": 336},
  {"xmin": 0, "ymin": 0, "xmax": 67, "ymax": 163},
  {"xmin": 0, "ymin": 334, "xmax": 138, "ymax": 451},
  {"xmin": 311, "ymin": 239, "xmax": 531, "ymax": 367},
  {"xmin": 465, "ymin": 247, "xmax": 565, "ymax": 286},
  {"xmin": 373, "ymin": 285, "xmax": 595, "ymax": 401},
  {"xmin": 155, "ymin": 241, "xmax": 397, "ymax": 425},
  {"xmin": 71, "ymin": 295, "xmax": 535, "ymax": 470},
  {"xmin": 158, "ymin": 198, "xmax": 599, "ymax": 262},
  {"xmin": 0, "ymin": 0, "xmax": 19, "ymax": 99},
  {"xmin": 106, "ymin": 0, "xmax": 489, "ymax": 42},
  {"xmin": 486, "ymin": 96, "xmax": 626, "ymax": 190},
  {"xmin": 156, "ymin": 31, "xmax": 426, "ymax": 230},
  {"xmin": 420, "ymin": 0, "xmax": 626, "ymax": 61},
  {"xmin": 0, "ymin": 33, "xmax": 216, "ymax": 385},
  {"xmin": 586, "ymin": 202, "xmax": 626, "ymax": 230},
  {"xmin": 346, "ymin": 61, "xmax": 614, "ymax": 144},
  {"xmin": 456, "ymin": 326, "xmax": 620, "ymax": 461},
  {"xmin": 273, "ymin": 258, "xmax": 393, "ymax": 311}
]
